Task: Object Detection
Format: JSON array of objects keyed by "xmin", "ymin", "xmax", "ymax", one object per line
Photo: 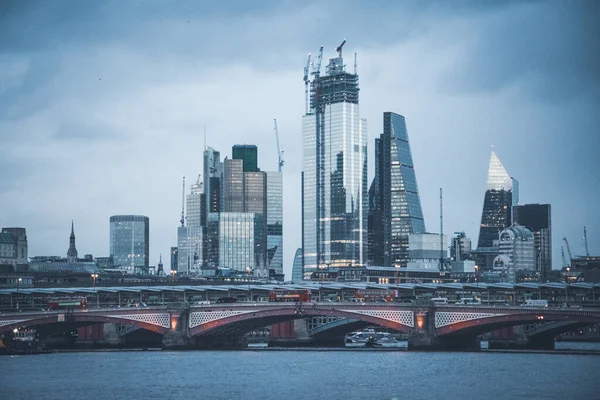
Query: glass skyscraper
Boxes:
[
  {"xmin": 218, "ymin": 212, "xmax": 260, "ymax": 272},
  {"xmin": 302, "ymin": 43, "xmax": 368, "ymax": 277},
  {"xmin": 232, "ymin": 144, "xmax": 259, "ymax": 173},
  {"xmin": 513, "ymin": 203, "xmax": 552, "ymax": 282},
  {"xmin": 477, "ymin": 150, "xmax": 519, "ymax": 249},
  {"xmin": 368, "ymin": 112, "xmax": 426, "ymax": 267},
  {"xmin": 109, "ymin": 215, "xmax": 149, "ymax": 274},
  {"xmin": 266, "ymin": 171, "xmax": 283, "ymax": 277}
]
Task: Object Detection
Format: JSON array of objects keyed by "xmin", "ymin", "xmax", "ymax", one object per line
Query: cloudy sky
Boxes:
[{"xmin": 1, "ymin": 0, "xmax": 598, "ymax": 277}]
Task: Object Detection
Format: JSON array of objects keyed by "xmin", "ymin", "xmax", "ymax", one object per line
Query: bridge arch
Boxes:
[{"xmin": 189, "ymin": 305, "xmax": 415, "ymax": 337}]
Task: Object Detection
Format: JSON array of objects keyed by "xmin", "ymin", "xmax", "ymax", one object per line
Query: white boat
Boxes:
[{"xmin": 344, "ymin": 329, "xmax": 404, "ymax": 348}]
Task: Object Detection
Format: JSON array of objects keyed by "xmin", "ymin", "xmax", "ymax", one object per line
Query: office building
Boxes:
[
  {"xmin": 368, "ymin": 112, "xmax": 426, "ymax": 267},
  {"xmin": 109, "ymin": 215, "xmax": 149, "ymax": 274},
  {"xmin": 232, "ymin": 144, "xmax": 259, "ymax": 173},
  {"xmin": 0, "ymin": 227, "xmax": 28, "ymax": 267},
  {"xmin": 266, "ymin": 171, "xmax": 283, "ymax": 277},
  {"xmin": 170, "ymin": 247, "xmax": 178, "ymax": 272},
  {"xmin": 407, "ymin": 233, "xmax": 447, "ymax": 270},
  {"xmin": 218, "ymin": 212, "xmax": 262, "ymax": 273},
  {"xmin": 302, "ymin": 42, "xmax": 368, "ymax": 276},
  {"xmin": 177, "ymin": 176, "xmax": 204, "ymax": 275},
  {"xmin": 493, "ymin": 224, "xmax": 535, "ymax": 283},
  {"xmin": 223, "ymin": 158, "xmax": 245, "ymax": 213},
  {"xmin": 513, "ymin": 204, "xmax": 552, "ymax": 282},
  {"xmin": 450, "ymin": 232, "xmax": 472, "ymax": 261},
  {"xmin": 291, "ymin": 248, "xmax": 303, "ymax": 282},
  {"xmin": 203, "ymin": 147, "xmax": 223, "ymax": 217}
]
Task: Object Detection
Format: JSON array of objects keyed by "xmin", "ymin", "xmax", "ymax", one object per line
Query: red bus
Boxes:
[
  {"xmin": 269, "ymin": 290, "xmax": 312, "ymax": 303},
  {"xmin": 355, "ymin": 289, "xmax": 397, "ymax": 302},
  {"xmin": 48, "ymin": 297, "xmax": 88, "ymax": 310}
]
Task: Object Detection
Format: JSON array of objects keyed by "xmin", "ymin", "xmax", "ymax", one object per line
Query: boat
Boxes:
[
  {"xmin": 3, "ymin": 329, "xmax": 46, "ymax": 354},
  {"xmin": 344, "ymin": 329, "xmax": 404, "ymax": 348}
]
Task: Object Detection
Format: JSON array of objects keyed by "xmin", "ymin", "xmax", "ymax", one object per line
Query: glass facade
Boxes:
[
  {"xmin": 368, "ymin": 112, "xmax": 425, "ymax": 267},
  {"xmin": 302, "ymin": 50, "xmax": 368, "ymax": 276},
  {"xmin": 477, "ymin": 150, "xmax": 518, "ymax": 249},
  {"xmin": 267, "ymin": 171, "xmax": 283, "ymax": 276},
  {"xmin": 203, "ymin": 147, "xmax": 223, "ymax": 217},
  {"xmin": 223, "ymin": 158, "xmax": 244, "ymax": 212},
  {"xmin": 291, "ymin": 247, "xmax": 303, "ymax": 282},
  {"xmin": 186, "ymin": 175, "xmax": 204, "ymax": 228},
  {"xmin": 109, "ymin": 215, "xmax": 149, "ymax": 274},
  {"xmin": 513, "ymin": 204, "xmax": 552, "ymax": 282},
  {"xmin": 493, "ymin": 224, "xmax": 535, "ymax": 283},
  {"xmin": 232, "ymin": 144, "xmax": 258, "ymax": 172},
  {"xmin": 218, "ymin": 212, "xmax": 257, "ymax": 272},
  {"xmin": 177, "ymin": 225, "xmax": 203, "ymax": 275}
]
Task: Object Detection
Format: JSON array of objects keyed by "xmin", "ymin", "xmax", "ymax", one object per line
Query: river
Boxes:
[{"xmin": 1, "ymin": 348, "xmax": 598, "ymax": 400}]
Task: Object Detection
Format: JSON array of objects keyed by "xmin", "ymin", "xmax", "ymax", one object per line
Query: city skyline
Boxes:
[{"xmin": 1, "ymin": 1, "xmax": 598, "ymax": 278}]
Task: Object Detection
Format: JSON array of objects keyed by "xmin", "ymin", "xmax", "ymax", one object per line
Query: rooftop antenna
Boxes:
[
  {"xmin": 584, "ymin": 226, "xmax": 590, "ymax": 256},
  {"xmin": 336, "ymin": 38, "xmax": 346, "ymax": 58},
  {"xmin": 180, "ymin": 176, "xmax": 185, "ymax": 227},
  {"xmin": 440, "ymin": 188, "xmax": 444, "ymax": 271},
  {"xmin": 354, "ymin": 52, "xmax": 357, "ymax": 75}
]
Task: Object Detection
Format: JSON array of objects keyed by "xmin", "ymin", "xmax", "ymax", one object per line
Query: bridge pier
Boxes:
[{"xmin": 488, "ymin": 337, "xmax": 555, "ymax": 350}]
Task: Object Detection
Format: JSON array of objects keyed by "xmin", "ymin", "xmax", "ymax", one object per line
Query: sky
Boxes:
[{"xmin": 1, "ymin": 0, "xmax": 599, "ymax": 278}]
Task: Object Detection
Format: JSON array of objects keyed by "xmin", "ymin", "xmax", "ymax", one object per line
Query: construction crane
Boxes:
[
  {"xmin": 583, "ymin": 226, "xmax": 590, "ymax": 256},
  {"xmin": 335, "ymin": 38, "xmax": 346, "ymax": 58},
  {"xmin": 439, "ymin": 188, "xmax": 444, "ymax": 271},
  {"xmin": 303, "ymin": 53, "xmax": 311, "ymax": 114},
  {"xmin": 180, "ymin": 176, "xmax": 185, "ymax": 227},
  {"xmin": 562, "ymin": 237, "xmax": 573, "ymax": 267},
  {"xmin": 273, "ymin": 119, "xmax": 284, "ymax": 172},
  {"xmin": 312, "ymin": 45, "xmax": 324, "ymax": 77}
]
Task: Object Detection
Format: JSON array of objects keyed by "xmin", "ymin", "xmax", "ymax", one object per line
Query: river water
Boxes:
[{"xmin": 1, "ymin": 349, "xmax": 598, "ymax": 400}]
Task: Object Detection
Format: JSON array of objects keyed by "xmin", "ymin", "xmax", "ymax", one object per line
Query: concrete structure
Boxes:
[
  {"xmin": 0, "ymin": 227, "xmax": 28, "ymax": 267},
  {"xmin": 513, "ymin": 204, "xmax": 552, "ymax": 282},
  {"xmin": 493, "ymin": 224, "xmax": 535, "ymax": 283},
  {"xmin": 302, "ymin": 42, "xmax": 368, "ymax": 277},
  {"xmin": 369, "ymin": 112, "xmax": 426, "ymax": 268},
  {"xmin": 109, "ymin": 215, "xmax": 150, "ymax": 274},
  {"xmin": 407, "ymin": 233, "xmax": 447, "ymax": 270}
]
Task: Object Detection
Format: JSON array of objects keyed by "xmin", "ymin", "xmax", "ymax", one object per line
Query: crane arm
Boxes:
[
  {"xmin": 313, "ymin": 45, "xmax": 323, "ymax": 77},
  {"xmin": 274, "ymin": 119, "xmax": 284, "ymax": 172},
  {"xmin": 562, "ymin": 237, "xmax": 573, "ymax": 265},
  {"xmin": 303, "ymin": 53, "xmax": 311, "ymax": 83}
]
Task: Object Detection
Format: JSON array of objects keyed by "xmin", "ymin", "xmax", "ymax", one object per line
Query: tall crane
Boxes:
[
  {"xmin": 312, "ymin": 45, "xmax": 324, "ymax": 78},
  {"xmin": 303, "ymin": 53, "xmax": 311, "ymax": 114},
  {"xmin": 562, "ymin": 237, "xmax": 573, "ymax": 267},
  {"xmin": 583, "ymin": 226, "xmax": 590, "ymax": 256},
  {"xmin": 561, "ymin": 246, "xmax": 568, "ymax": 269},
  {"xmin": 180, "ymin": 176, "xmax": 185, "ymax": 227},
  {"xmin": 273, "ymin": 119, "xmax": 284, "ymax": 172},
  {"xmin": 336, "ymin": 38, "xmax": 346, "ymax": 58}
]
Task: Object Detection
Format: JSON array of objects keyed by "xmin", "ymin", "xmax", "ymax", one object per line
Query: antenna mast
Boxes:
[
  {"xmin": 180, "ymin": 176, "xmax": 185, "ymax": 227},
  {"xmin": 440, "ymin": 188, "xmax": 444, "ymax": 271}
]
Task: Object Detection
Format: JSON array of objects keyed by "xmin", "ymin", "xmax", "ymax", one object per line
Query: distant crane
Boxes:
[
  {"xmin": 583, "ymin": 226, "xmax": 590, "ymax": 256},
  {"xmin": 335, "ymin": 38, "xmax": 346, "ymax": 57},
  {"xmin": 303, "ymin": 53, "xmax": 311, "ymax": 114},
  {"xmin": 312, "ymin": 45, "xmax": 324, "ymax": 78},
  {"xmin": 562, "ymin": 237, "xmax": 573, "ymax": 267},
  {"xmin": 180, "ymin": 176, "xmax": 185, "ymax": 227},
  {"xmin": 439, "ymin": 188, "xmax": 444, "ymax": 271},
  {"xmin": 273, "ymin": 119, "xmax": 284, "ymax": 172}
]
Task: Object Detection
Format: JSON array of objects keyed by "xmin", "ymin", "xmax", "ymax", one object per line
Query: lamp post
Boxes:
[
  {"xmin": 16, "ymin": 277, "xmax": 22, "ymax": 310},
  {"xmin": 91, "ymin": 273, "xmax": 99, "ymax": 308},
  {"xmin": 475, "ymin": 265, "xmax": 479, "ymax": 299},
  {"xmin": 171, "ymin": 270, "xmax": 177, "ymax": 303},
  {"xmin": 395, "ymin": 264, "xmax": 400, "ymax": 296},
  {"xmin": 565, "ymin": 267, "xmax": 570, "ymax": 307}
]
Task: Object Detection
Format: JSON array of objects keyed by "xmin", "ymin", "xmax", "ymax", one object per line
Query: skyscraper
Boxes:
[
  {"xmin": 368, "ymin": 112, "xmax": 426, "ymax": 267},
  {"xmin": 477, "ymin": 150, "xmax": 519, "ymax": 250},
  {"xmin": 109, "ymin": 215, "xmax": 149, "ymax": 274},
  {"xmin": 493, "ymin": 224, "xmax": 535, "ymax": 283},
  {"xmin": 177, "ymin": 177, "xmax": 204, "ymax": 275},
  {"xmin": 266, "ymin": 171, "xmax": 283, "ymax": 277},
  {"xmin": 513, "ymin": 204, "xmax": 552, "ymax": 282},
  {"xmin": 302, "ymin": 42, "xmax": 368, "ymax": 277},
  {"xmin": 223, "ymin": 158, "xmax": 244, "ymax": 213},
  {"xmin": 232, "ymin": 144, "xmax": 259, "ymax": 173}
]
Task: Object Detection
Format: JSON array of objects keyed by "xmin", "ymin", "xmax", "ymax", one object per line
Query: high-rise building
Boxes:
[
  {"xmin": 368, "ymin": 112, "xmax": 426, "ymax": 267},
  {"xmin": 266, "ymin": 171, "xmax": 283, "ymax": 277},
  {"xmin": 109, "ymin": 215, "xmax": 149, "ymax": 274},
  {"xmin": 513, "ymin": 204, "xmax": 552, "ymax": 282},
  {"xmin": 177, "ymin": 176, "xmax": 204, "ymax": 275},
  {"xmin": 407, "ymin": 233, "xmax": 447, "ymax": 270},
  {"xmin": 218, "ymin": 212, "xmax": 261, "ymax": 272},
  {"xmin": 302, "ymin": 42, "xmax": 368, "ymax": 277},
  {"xmin": 477, "ymin": 150, "xmax": 519, "ymax": 250},
  {"xmin": 232, "ymin": 144, "xmax": 259, "ymax": 173},
  {"xmin": 291, "ymin": 248, "xmax": 303, "ymax": 282},
  {"xmin": 223, "ymin": 158, "xmax": 244, "ymax": 213},
  {"xmin": 170, "ymin": 247, "xmax": 178, "ymax": 272},
  {"xmin": 186, "ymin": 175, "xmax": 204, "ymax": 228},
  {"xmin": 66, "ymin": 221, "xmax": 78, "ymax": 263},
  {"xmin": 450, "ymin": 232, "xmax": 472, "ymax": 261},
  {"xmin": 493, "ymin": 224, "xmax": 535, "ymax": 283},
  {"xmin": 203, "ymin": 147, "xmax": 223, "ymax": 216}
]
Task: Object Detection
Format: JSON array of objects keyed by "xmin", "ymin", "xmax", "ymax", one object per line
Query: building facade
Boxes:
[
  {"xmin": 0, "ymin": 227, "xmax": 27, "ymax": 266},
  {"xmin": 302, "ymin": 44, "xmax": 368, "ymax": 277},
  {"xmin": 450, "ymin": 232, "xmax": 472, "ymax": 261},
  {"xmin": 513, "ymin": 203, "xmax": 552, "ymax": 282},
  {"xmin": 232, "ymin": 144, "xmax": 259, "ymax": 173},
  {"xmin": 493, "ymin": 224, "xmax": 535, "ymax": 283},
  {"xmin": 109, "ymin": 215, "xmax": 149, "ymax": 274},
  {"xmin": 368, "ymin": 112, "xmax": 426, "ymax": 268},
  {"xmin": 291, "ymin": 248, "xmax": 303, "ymax": 283},
  {"xmin": 218, "ymin": 212, "xmax": 259, "ymax": 273},
  {"xmin": 266, "ymin": 171, "xmax": 283, "ymax": 277},
  {"xmin": 407, "ymin": 233, "xmax": 447, "ymax": 270}
]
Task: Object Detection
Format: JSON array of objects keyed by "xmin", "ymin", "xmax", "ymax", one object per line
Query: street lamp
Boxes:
[
  {"xmin": 565, "ymin": 267, "xmax": 571, "ymax": 307},
  {"xmin": 170, "ymin": 270, "xmax": 177, "ymax": 302},
  {"xmin": 395, "ymin": 264, "xmax": 400, "ymax": 295},
  {"xmin": 91, "ymin": 273, "xmax": 99, "ymax": 308},
  {"xmin": 16, "ymin": 278, "xmax": 22, "ymax": 310},
  {"xmin": 475, "ymin": 265, "xmax": 479, "ymax": 298}
]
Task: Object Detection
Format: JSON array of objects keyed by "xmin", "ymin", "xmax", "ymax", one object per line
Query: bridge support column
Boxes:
[
  {"xmin": 161, "ymin": 308, "xmax": 194, "ymax": 350},
  {"xmin": 488, "ymin": 337, "xmax": 554, "ymax": 350}
]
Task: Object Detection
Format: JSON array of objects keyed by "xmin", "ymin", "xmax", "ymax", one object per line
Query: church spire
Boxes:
[{"xmin": 67, "ymin": 220, "xmax": 78, "ymax": 263}]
